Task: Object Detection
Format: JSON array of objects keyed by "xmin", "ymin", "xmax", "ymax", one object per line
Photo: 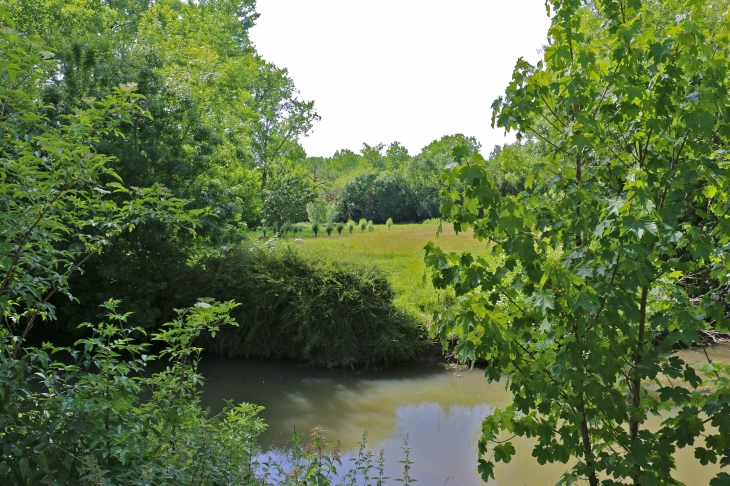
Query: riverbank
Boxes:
[{"xmin": 251, "ymin": 220, "xmax": 486, "ymax": 325}]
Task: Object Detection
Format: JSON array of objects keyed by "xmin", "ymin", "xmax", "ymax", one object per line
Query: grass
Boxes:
[{"xmin": 254, "ymin": 220, "xmax": 486, "ymax": 325}]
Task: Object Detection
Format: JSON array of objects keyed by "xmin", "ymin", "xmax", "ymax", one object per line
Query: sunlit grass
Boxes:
[{"xmin": 260, "ymin": 220, "xmax": 487, "ymax": 325}]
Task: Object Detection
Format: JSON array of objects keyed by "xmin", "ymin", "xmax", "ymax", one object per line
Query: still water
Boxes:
[{"xmin": 199, "ymin": 346, "xmax": 730, "ymax": 485}]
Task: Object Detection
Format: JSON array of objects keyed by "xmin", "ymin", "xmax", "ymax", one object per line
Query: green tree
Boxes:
[
  {"xmin": 0, "ymin": 21, "xmax": 199, "ymax": 349},
  {"xmin": 262, "ymin": 172, "xmax": 316, "ymax": 229},
  {"xmin": 426, "ymin": 1, "xmax": 730, "ymax": 485},
  {"xmin": 247, "ymin": 58, "xmax": 319, "ymax": 189},
  {"xmin": 407, "ymin": 134, "xmax": 482, "ymax": 220}
]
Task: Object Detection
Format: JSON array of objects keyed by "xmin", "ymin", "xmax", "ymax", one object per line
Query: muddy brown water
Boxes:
[{"xmin": 199, "ymin": 345, "xmax": 730, "ymax": 485}]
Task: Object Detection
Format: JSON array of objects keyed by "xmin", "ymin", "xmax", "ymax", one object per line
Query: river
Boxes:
[{"xmin": 199, "ymin": 345, "xmax": 730, "ymax": 485}]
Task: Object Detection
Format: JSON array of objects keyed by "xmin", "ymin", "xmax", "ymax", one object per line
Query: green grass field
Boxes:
[{"xmin": 258, "ymin": 221, "xmax": 487, "ymax": 325}]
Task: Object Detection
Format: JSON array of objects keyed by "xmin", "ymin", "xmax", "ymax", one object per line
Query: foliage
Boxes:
[
  {"xmin": 3, "ymin": 0, "xmax": 319, "ymax": 336},
  {"xmin": 262, "ymin": 172, "xmax": 317, "ymax": 230},
  {"xmin": 485, "ymin": 140, "xmax": 548, "ymax": 196},
  {"xmin": 0, "ymin": 23, "xmax": 201, "ymax": 347},
  {"xmin": 386, "ymin": 218, "xmax": 393, "ymax": 229},
  {"xmin": 277, "ymin": 220, "xmax": 483, "ymax": 329},
  {"xmin": 426, "ymin": 1, "xmax": 730, "ymax": 485},
  {"xmin": 0, "ymin": 299, "xmax": 270, "ymax": 485},
  {"xmin": 177, "ymin": 245, "xmax": 426, "ymax": 367},
  {"xmin": 347, "ymin": 219, "xmax": 355, "ymax": 234},
  {"xmin": 405, "ymin": 134, "xmax": 481, "ymax": 220},
  {"xmin": 325, "ymin": 223, "xmax": 334, "ymax": 236},
  {"xmin": 338, "ymin": 171, "xmax": 418, "ymax": 224},
  {"xmin": 258, "ymin": 429, "xmax": 418, "ymax": 486},
  {"xmin": 307, "ymin": 199, "xmax": 330, "ymax": 224},
  {"xmin": 359, "ymin": 219, "xmax": 368, "ymax": 233},
  {"xmin": 312, "ymin": 222, "xmax": 320, "ymax": 237},
  {"xmin": 336, "ymin": 222, "xmax": 345, "ymax": 235}
]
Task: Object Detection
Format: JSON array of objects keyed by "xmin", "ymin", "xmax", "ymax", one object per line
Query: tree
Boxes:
[
  {"xmin": 0, "ymin": 19, "xmax": 199, "ymax": 350},
  {"xmin": 261, "ymin": 172, "xmax": 316, "ymax": 229},
  {"xmin": 426, "ymin": 1, "xmax": 730, "ymax": 485},
  {"xmin": 248, "ymin": 58, "xmax": 319, "ymax": 189}
]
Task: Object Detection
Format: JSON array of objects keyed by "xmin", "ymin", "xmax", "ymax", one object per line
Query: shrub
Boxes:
[
  {"xmin": 359, "ymin": 218, "xmax": 367, "ymax": 233},
  {"xmin": 281, "ymin": 221, "xmax": 294, "ymax": 238},
  {"xmin": 386, "ymin": 217, "xmax": 393, "ymax": 229},
  {"xmin": 325, "ymin": 222, "xmax": 334, "ymax": 236},
  {"xmin": 336, "ymin": 222, "xmax": 345, "ymax": 235},
  {"xmin": 177, "ymin": 246, "xmax": 426, "ymax": 367},
  {"xmin": 367, "ymin": 220, "xmax": 374, "ymax": 232},
  {"xmin": 0, "ymin": 300, "xmax": 268, "ymax": 485},
  {"xmin": 312, "ymin": 222, "xmax": 320, "ymax": 237},
  {"xmin": 338, "ymin": 171, "xmax": 420, "ymax": 224},
  {"xmin": 347, "ymin": 219, "xmax": 355, "ymax": 233}
]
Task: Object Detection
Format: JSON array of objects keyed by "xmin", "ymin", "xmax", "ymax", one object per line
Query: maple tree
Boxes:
[{"xmin": 426, "ymin": 0, "xmax": 730, "ymax": 484}]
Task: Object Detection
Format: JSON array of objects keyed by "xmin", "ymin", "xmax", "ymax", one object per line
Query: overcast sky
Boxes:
[{"xmin": 249, "ymin": 0, "xmax": 551, "ymax": 158}]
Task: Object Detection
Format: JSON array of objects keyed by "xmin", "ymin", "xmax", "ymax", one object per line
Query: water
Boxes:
[{"xmin": 199, "ymin": 346, "xmax": 730, "ymax": 485}]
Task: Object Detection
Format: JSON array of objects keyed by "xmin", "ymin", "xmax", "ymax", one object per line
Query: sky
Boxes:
[{"xmin": 249, "ymin": 0, "xmax": 551, "ymax": 158}]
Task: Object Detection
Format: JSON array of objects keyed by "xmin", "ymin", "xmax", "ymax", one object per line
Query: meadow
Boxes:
[{"xmin": 258, "ymin": 220, "xmax": 487, "ymax": 325}]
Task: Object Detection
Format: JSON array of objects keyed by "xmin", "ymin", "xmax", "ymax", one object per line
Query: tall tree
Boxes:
[
  {"xmin": 427, "ymin": 1, "xmax": 730, "ymax": 484},
  {"xmin": 248, "ymin": 58, "xmax": 319, "ymax": 189}
]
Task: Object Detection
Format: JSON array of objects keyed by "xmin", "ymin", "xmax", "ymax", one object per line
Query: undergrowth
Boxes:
[{"xmin": 175, "ymin": 244, "xmax": 426, "ymax": 367}]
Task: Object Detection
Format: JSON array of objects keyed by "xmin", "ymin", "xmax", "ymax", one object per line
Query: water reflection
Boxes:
[
  {"xmin": 199, "ymin": 360, "xmax": 568, "ymax": 485},
  {"xmin": 199, "ymin": 348, "xmax": 727, "ymax": 486}
]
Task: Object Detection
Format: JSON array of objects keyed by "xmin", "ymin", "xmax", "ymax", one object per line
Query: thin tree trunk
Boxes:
[{"xmin": 630, "ymin": 286, "xmax": 649, "ymax": 484}]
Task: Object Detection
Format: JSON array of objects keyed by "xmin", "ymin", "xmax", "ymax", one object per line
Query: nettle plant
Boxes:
[{"xmin": 426, "ymin": 1, "xmax": 730, "ymax": 485}]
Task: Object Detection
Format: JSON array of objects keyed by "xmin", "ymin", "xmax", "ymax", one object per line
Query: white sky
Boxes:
[{"xmin": 250, "ymin": 0, "xmax": 551, "ymax": 158}]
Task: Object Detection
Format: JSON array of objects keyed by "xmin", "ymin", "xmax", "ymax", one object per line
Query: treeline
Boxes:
[
  {"xmin": 2, "ymin": 0, "xmax": 544, "ymax": 335},
  {"xmin": 300, "ymin": 137, "xmax": 548, "ymax": 226}
]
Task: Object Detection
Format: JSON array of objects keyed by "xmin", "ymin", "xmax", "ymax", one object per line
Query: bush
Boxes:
[
  {"xmin": 306, "ymin": 199, "xmax": 339, "ymax": 224},
  {"xmin": 367, "ymin": 220, "xmax": 374, "ymax": 232},
  {"xmin": 359, "ymin": 218, "xmax": 367, "ymax": 233},
  {"xmin": 0, "ymin": 300, "xmax": 268, "ymax": 485},
  {"xmin": 176, "ymin": 246, "xmax": 426, "ymax": 367},
  {"xmin": 325, "ymin": 222, "xmax": 334, "ymax": 236},
  {"xmin": 336, "ymin": 222, "xmax": 345, "ymax": 235},
  {"xmin": 338, "ymin": 171, "xmax": 419, "ymax": 224},
  {"xmin": 312, "ymin": 222, "xmax": 320, "ymax": 237},
  {"xmin": 386, "ymin": 217, "xmax": 393, "ymax": 229},
  {"xmin": 281, "ymin": 221, "xmax": 294, "ymax": 238},
  {"xmin": 347, "ymin": 219, "xmax": 355, "ymax": 234}
]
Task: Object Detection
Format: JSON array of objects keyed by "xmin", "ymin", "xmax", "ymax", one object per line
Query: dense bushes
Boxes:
[
  {"xmin": 0, "ymin": 301, "xmax": 268, "ymax": 485},
  {"xmin": 335, "ymin": 171, "xmax": 425, "ymax": 224},
  {"xmin": 176, "ymin": 245, "xmax": 426, "ymax": 367}
]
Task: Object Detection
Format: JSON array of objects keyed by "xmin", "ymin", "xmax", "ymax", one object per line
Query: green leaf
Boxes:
[
  {"xmin": 567, "ymin": 287, "xmax": 599, "ymax": 312},
  {"xmin": 710, "ymin": 473, "xmax": 730, "ymax": 486},
  {"xmin": 622, "ymin": 215, "xmax": 657, "ymax": 239},
  {"xmin": 533, "ymin": 289, "xmax": 555, "ymax": 316},
  {"xmin": 452, "ymin": 144, "xmax": 471, "ymax": 162},
  {"xmin": 477, "ymin": 458, "xmax": 495, "ymax": 481},
  {"xmin": 684, "ymin": 110, "xmax": 715, "ymax": 135},
  {"xmin": 18, "ymin": 457, "xmax": 28, "ymax": 479},
  {"xmin": 493, "ymin": 443, "xmax": 516, "ymax": 463},
  {"xmin": 694, "ymin": 447, "xmax": 717, "ymax": 466},
  {"xmin": 658, "ymin": 386, "xmax": 691, "ymax": 404}
]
